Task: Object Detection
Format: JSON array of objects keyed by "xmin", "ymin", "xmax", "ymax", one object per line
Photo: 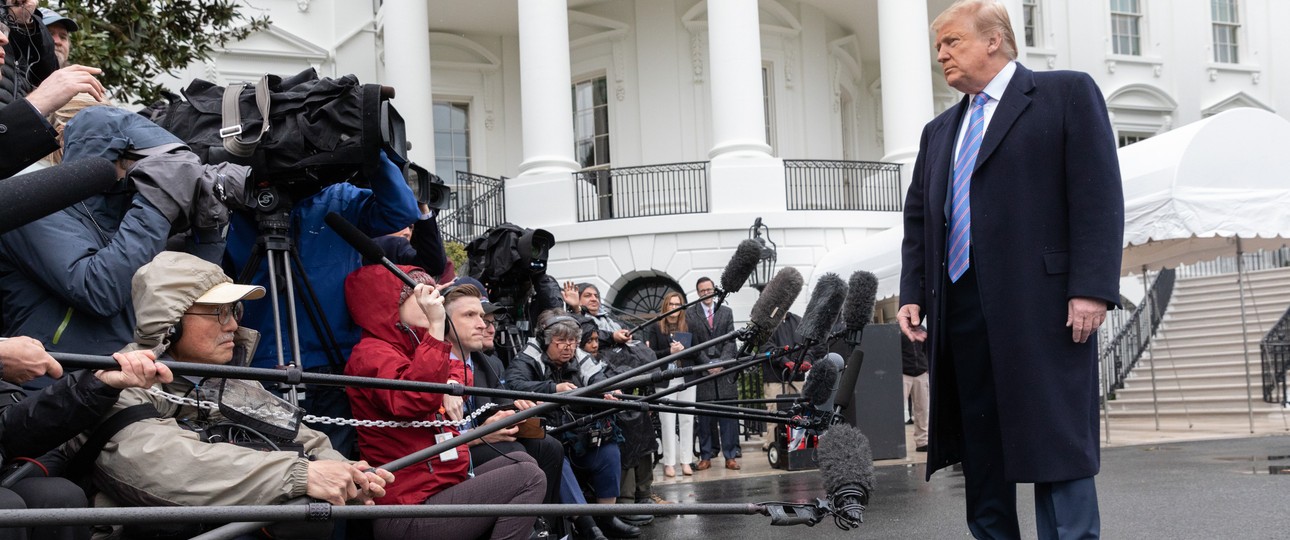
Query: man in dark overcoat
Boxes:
[
  {"xmin": 898, "ymin": 1, "xmax": 1123, "ymax": 538},
  {"xmin": 685, "ymin": 276, "xmax": 741, "ymax": 471}
]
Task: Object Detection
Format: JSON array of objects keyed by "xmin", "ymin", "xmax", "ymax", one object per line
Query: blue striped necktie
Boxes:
[{"xmin": 948, "ymin": 93, "xmax": 990, "ymax": 283}]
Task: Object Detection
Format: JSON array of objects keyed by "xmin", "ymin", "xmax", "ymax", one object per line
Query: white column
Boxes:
[
  {"xmin": 705, "ymin": 0, "xmax": 772, "ymax": 160},
  {"xmin": 877, "ymin": 0, "xmax": 935, "ymax": 190},
  {"xmin": 382, "ymin": 0, "xmax": 435, "ymax": 167},
  {"xmin": 516, "ymin": 0, "xmax": 579, "ymax": 176}
]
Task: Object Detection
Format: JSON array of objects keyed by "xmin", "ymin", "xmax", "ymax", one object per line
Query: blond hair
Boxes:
[
  {"xmin": 41, "ymin": 93, "xmax": 114, "ymax": 166},
  {"xmin": 931, "ymin": 0, "xmax": 1018, "ymax": 60}
]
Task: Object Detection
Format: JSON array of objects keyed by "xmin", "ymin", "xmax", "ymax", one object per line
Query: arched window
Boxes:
[{"xmin": 610, "ymin": 276, "xmax": 685, "ymax": 323}]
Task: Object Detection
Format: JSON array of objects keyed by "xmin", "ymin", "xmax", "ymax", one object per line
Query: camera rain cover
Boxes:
[{"xmin": 214, "ymin": 378, "xmax": 304, "ymax": 441}]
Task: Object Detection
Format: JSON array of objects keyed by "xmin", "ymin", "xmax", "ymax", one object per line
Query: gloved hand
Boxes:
[{"xmin": 126, "ymin": 150, "xmax": 252, "ymax": 241}]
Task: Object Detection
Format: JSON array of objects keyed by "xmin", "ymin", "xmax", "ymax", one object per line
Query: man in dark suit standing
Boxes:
[
  {"xmin": 685, "ymin": 276, "xmax": 741, "ymax": 471},
  {"xmin": 898, "ymin": 1, "xmax": 1123, "ymax": 538}
]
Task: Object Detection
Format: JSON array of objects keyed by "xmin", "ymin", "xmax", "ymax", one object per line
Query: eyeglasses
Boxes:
[
  {"xmin": 551, "ymin": 339, "xmax": 578, "ymax": 349},
  {"xmin": 187, "ymin": 302, "xmax": 244, "ymax": 325},
  {"xmin": 483, "ymin": 320, "xmax": 496, "ymax": 329},
  {"xmin": 697, "ymin": 288, "xmax": 715, "ymax": 295}
]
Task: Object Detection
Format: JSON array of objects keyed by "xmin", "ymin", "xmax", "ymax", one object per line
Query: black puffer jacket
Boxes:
[
  {"xmin": 0, "ymin": 370, "xmax": 122, "ymax": 465},
  {"xmin": 0, "ymin": 15, "xmax": 58, "ymax": 107}
]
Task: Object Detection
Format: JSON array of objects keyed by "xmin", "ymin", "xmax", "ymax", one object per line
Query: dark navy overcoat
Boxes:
[{"xmin": 900, "ymin": 63, "xmax": 1125, "ymax": 483}]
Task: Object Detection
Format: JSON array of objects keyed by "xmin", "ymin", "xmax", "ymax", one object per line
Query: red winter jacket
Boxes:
[{"xmin": 344, "ymin": 264, "xmax": 469, "ymax": 505}]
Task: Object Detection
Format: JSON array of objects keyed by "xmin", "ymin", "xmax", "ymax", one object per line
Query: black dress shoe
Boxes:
[
  {"xmin": 619, "ymin": 514, "xmax": 654, "ymax": 526},
  {"xmin": 594, "ymin": 516, "xmax": 641, "ymax": 539},
  {"xmin": 574, "ymin": 515, "xmax": 608, "ymax": 540}
]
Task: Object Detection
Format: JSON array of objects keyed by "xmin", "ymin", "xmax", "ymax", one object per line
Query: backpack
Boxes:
[{"xmin": 157, "ymin": 68, "xmax": 393, "ymax": 187}]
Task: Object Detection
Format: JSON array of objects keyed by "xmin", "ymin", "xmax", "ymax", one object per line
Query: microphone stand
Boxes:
[
  {"xmin": 623, "ymin": 291, "xmax": 718, "ymax": 336},
  {"xmin": 194, "ymin": 328, "xmax": 749, "ymax": 540}
]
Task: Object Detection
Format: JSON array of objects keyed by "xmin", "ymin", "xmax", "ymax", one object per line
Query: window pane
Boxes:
[
  {"xmin": 595, "ymin": 136, "xmax": 610, "ymax": 165},
  {"xmin": 434, "ymin": 132, "xmax": 453, "ymax": 157},
  {"xmin": 576, "ymin": 140, "xmax": 595, "ymax": 168},
  {"xmin": 435, "ymin": 158, "xmax": 454, "ymax": 181},
  {"xmin": 433, "ymin": 102, "xmax": 449, "ymax": 127},
  {"xmin": 594, "ymin": 78, "xmax": 608, "ymax": 105},
  {"xmin": 451, "ymin": 104, "xmax": 468, "ymax": 130},
  {"xmin": 594, "ymin": 106, "xmax": 609, "ymax": 135}
]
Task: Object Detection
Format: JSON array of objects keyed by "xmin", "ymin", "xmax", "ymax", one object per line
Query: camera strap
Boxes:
[{"xmin": 220, "ymin": 75, "xmax": 271, "ymax": 158}]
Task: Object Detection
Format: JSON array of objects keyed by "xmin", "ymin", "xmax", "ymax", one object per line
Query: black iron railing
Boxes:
[
  {"xmin": 575, "ymin": 162, "xmax": 709, "ymax": 222},
  {"xmin": 1261, "ymin": 307, "xmax": 1289, "ymax": 405},
  {"xmin": 783, "ymin": 160, "xmax": 903, "ymax": 211},
  {"xmin": 440, "ymin": 172, "xmax": 506, "ymax": 244},
  {"xmin": 1099, "ymin": 268, "xmax": 1177, "ymax": 400}
]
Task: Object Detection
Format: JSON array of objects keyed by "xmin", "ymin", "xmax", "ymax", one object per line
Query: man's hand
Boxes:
[
  {"xmin": 513, "ymin": 399, "xmax": 538, "ymax": 411},
  {"xmin": 0, "ymin": 336, "xmax": 61, "ymax": 384},
  {"xmin": 555, "ymin": 382, "xmax": 578, "ymax": 393},
  {"xmin": 96, "ymin": 351, "xmax": 174, "ymax": 390},
  {"xmin": 24, "ymin": 65, "xmax": 106, "ymax": 116},
  {"xmin": 348, "ymin": 461, "xmax": 393, "ymax": 505},
  {"xmin": 562, "ymin": 281, "xmax": 580, "ymax": 308},
  {"xmin": 706, "ymin": 366, "xmax": 724, "ymax": 376},
  {"xmin": 306, "ymin": 460, "xmax": 368, "ymax": 505},
  {"xmin": 7, "ymin": 0, "xmax": 37, "ymax": 25},
  {"xmin": 477, "ymin": 410, "xmax": 519, "ymax": 444},
  {"xmin": 612, "ymin": 328, "xmax": 631, "ymax": 344},
  {"xmin": 1066, "ymin": 297, "xmax": 1107, "ymax": 344},
  {"xmin": 898, "ymin": 304, "xmax": 928, "ymax": 342},
  {"xmin": 442, "ymin": 392, "xmax": 464, "ymax": 421}
]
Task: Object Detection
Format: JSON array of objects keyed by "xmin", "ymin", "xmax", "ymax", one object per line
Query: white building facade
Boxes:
[{"xmin": 165, "ymin": 0, "xmax": 1289, "ymax": 321}]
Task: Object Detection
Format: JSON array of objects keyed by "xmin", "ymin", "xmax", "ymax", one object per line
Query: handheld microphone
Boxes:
[
  {"xmin": 795, "ymin": 273, "xmax": 847, "ymax": 344},
  {"xmin": 0, "ymin": 158, "xmax": 118, "ymax": 234},
  {"xmin": 325, "ymin": 212, "xmax": 417, "ymax": 288},
  {"xmin": 817, "ymin": 423, "xmax": 874, "ymax": 527},
  {"xmin": 720, "ymin": 239, "xmax": 764, "ymax": 294},
  {"xmin": 739, "ymin": 266, "xmax": 803, "ymax": 355}
]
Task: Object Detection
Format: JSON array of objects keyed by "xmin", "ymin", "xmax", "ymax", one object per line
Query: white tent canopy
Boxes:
[
  {"xmin": 1119, "ymin": 108, "xmax": 1290, "ymax": 274},
  {"xmin": 812, "ymin": 227, "xmax": 903, "ymax": 301}
]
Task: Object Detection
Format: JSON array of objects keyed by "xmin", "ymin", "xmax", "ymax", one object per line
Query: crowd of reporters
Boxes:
[{"xmin": 0, "ymin": 5, "xmax": 801, "ymax": 540}]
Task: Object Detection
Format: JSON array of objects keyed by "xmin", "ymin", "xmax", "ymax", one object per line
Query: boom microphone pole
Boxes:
[{"xmin": 625, "ymin": 238, "xmax": 762, "ymax": 335}]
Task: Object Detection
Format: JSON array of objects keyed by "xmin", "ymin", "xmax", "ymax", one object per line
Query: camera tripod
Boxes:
[{"xmin": 235, "ymin": 187, "xmax": 346, "ymax": 406}]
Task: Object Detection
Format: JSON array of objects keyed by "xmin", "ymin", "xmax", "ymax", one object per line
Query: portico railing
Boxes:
[
  {"xmin": 574, "ymin": 162, "xmax": 709, "ymax": 222},
  {"xmin": 782, "ymin": 160, "xmax": 903, "ymax": 211}
]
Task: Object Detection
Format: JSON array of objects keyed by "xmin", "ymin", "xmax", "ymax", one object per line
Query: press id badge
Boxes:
[{"xmin": 434, "ymin": 432, "xmax": 459, "ymax": 462}]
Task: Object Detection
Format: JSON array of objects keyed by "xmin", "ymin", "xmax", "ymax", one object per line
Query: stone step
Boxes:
[
  {"xmin": 1104, "ymin": 406, "xmax": 1287, "ymax": 419},
  {"xmin": 1140, "ymin": 348, "xmax": 1254, "ymax": 363},
  {"xmin": 1153, "ymin": 329, "xmax": 1276, "ymax": 348},
  {"xmin": 1114, "ymin": 382, "xmax": 1257, "ymax": 400},
  {"xmin": 1147, "ymin": 340, "xmax": 1263, "ymax": 358},
  {"xmin": 1177, "ymin": 267, "xmax": 1290, "ymax": 288},
  {"xmin": 1168, "ymin": 291, "xmax": 1290, "ymax": 310},
  {"xmin": 1134, "ymin": 360, "xmax": 1259, "ymax": 377},
  {"xmin": 1119, "ymin": 371, "xmax": 1256, "ymax": 387},
  {"xmin": 1168, "ymin": 298, "xmax": 1290, "ymax": 317},
  {"xmin": 1158, "ymin": 317, "xmax": 1277, "ymax": 332},
  {"xmin": 1105, "ymin": 394, "xmax": 1272, "ymax": 411}
]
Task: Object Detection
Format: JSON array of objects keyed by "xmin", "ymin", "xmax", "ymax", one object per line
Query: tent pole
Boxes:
[
  {"xmin": 1146, "ymin": 266, "xmax": 1160, "ymax": 431},
  {"xmin": 1236, "ymin": 239, "xmax": 1256, "ymax": 433}
]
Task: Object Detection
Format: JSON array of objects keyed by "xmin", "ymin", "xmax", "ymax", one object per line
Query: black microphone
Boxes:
[
  {"xmin": 842, "ymin": 271, "xmax": 878, "ymax": 346},
  {"xmin": 739, "ymin": 266, "xmax": 803, "ymax": 355},
  {"xmin": 817, "ymin": 423, "xmax": 874, "ymax": 526},
  {"xmin": 795, "ymin": 272, "xmax": 848, "ymax": 344},
  {"xmin": 324, "ymin": 212, "xmax": 417, "ymax": 287},
  {"xmin": 833, "ymin": 271, "xmax": 878, "ymax": 418},
  {"xmin": 0, "ymin": 158, "xmax": 118, "ymax": 234},
  {"xmin": 720, "ymin": 239, "xmax": 764, "ymax": 294},
  {"xmin": 798, "ymin": 354, "xmax": 838, "ymax": 408}
]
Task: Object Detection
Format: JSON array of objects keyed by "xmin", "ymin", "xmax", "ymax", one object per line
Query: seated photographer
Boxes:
[
  {"xmin": 343, "ymin": 265, "xmax": 544, "ymax": 540},
  {"xmin": 0, "ymin": 106, "xmax": 246, "ymax": 355},
  {"xmin": 226, "ymin": 145, "xmax": 419, "ymax": 459},
  {"xmin": 505, "ymin": 310, "xmax": 641, "ymax": 539},
  {"xmin": 0, "ymin": 340, "xmax": 172, "ymax": 540},
  {"xmin": 56, "ymin": 251, "xmax": 390, "ymax": 540}
]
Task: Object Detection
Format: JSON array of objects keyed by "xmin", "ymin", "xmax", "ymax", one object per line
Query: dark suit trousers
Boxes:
[
  {"xmin": 697, "ymin": 415, "xmax": 739, "ymax": 460},
  {"xmin": 947, "ymin": 264, "xmax": 1099, "ymax": 539}
]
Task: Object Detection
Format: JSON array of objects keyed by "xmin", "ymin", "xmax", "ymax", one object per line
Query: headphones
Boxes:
[
  {"xmin": 166, "ymin": 320, "xmax": 184, "ymax": 346},
  {"xmin": 535, "ymin": 314, "xmax": 578, "ymax": 350}
]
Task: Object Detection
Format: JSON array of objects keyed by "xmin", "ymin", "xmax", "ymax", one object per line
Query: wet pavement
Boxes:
[{"xmin": 640, "ymin": 436, "xmax": 1290, "ymax": 539}]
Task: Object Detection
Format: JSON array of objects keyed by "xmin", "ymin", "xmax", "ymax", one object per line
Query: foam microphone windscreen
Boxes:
[
  {"xmin": 0, "ymin": 158, "xmax": 117, "ymax": 234},
  {"xmin": 720, "ymin": 239, "xmax": 764, "ymax": 294},
  {"xmin": 796, "ymin": 272, "xmax": 848, "ymax": 343},
  {"xmin": 843, "ymin": 271, "xmax": 879, "ymax": 333},
  {"xmin": 800, "ymin": 355, "xmax": 839, "ymax": 406},
  {"xmin": 817, "ymin": 423, "xmax": 876, "ymax": 497},
  {"xmin": 744, "ymin": 266, "xmax": 803, "ymax": 350}
]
